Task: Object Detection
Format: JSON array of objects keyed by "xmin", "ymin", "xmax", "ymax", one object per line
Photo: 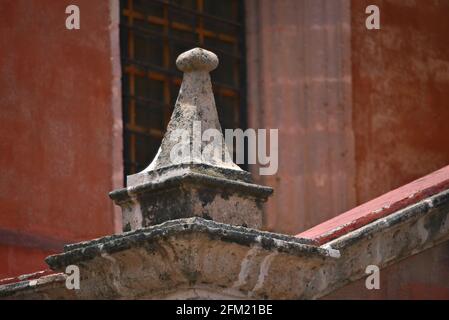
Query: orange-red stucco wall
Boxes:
[
  {"xmin": 322, "ymin": 0, "xmax": 449, "ymax": 299},
  {"xmin": 352, "ymin": 0, "xmax": 449, "ymax": 204},
  {"xmin": 0, "ymin": 0, "xmax": 122, "ymax": 278},
  {"xmin": 245, "ymin": 0, "xmax": 449, "ymax": 237}
]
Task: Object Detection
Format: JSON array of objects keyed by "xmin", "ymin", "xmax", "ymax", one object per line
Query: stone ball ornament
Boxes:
[{"xmin": 176, "ymin": 47, "xmax": 219, "ymax": 72}]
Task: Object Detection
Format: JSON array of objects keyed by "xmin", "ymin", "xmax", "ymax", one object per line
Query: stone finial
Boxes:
[
  {"xmin": 110, "ymin": 48, "xmax": 272, "ymax": 232},
  {"xmin": 133, "ymin": 47, "xmax": 241, "ymax": 180}
]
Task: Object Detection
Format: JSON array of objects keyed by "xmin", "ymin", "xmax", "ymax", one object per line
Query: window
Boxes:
[{"xmin": 120, "ymin": 0, "xmax": 246, "ymax": 179}]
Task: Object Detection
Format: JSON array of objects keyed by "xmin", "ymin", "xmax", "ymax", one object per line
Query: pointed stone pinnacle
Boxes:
[
  {"xmin": 110, "ymin": 48, "xmax": 273, "ymax": 231},
  {"xmin": 128, "ymin": 47, "xmax": 242, "ymax": 186}
]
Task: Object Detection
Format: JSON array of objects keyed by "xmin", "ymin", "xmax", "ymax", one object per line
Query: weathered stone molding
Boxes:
[
  {"xmin": 45, "ymin": 217, "xmax": 325, "ymax": 270},
  {"xmin": 2, "ymin": 187, "xmax": 448, "ymax": 299}
]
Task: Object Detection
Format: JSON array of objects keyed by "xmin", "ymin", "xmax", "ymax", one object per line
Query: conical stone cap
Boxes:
[{"xmin": 128, "ymin": 48, "xmax": 246, "ymax": 186}]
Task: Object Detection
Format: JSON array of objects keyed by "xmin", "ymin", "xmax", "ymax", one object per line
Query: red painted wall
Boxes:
[
  {"xmin": 0, "ymin": 0, "xmax": 122, "ymax": 278},
  {"xmin": 322, "ymin": 0, "xmax": 449, "ymax": 299},
  {"xmin": 352, "ymin": 0, "xmax": 449, "ymax": 204},
  {"xmin": 246, "ymin": 0, "xmax": 449, "ymax": 236}
]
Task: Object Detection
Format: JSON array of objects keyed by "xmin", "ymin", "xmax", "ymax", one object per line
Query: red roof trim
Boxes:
[{"xmin": 297, "ymin": 165, "xmax": 449, "ymax": 245}]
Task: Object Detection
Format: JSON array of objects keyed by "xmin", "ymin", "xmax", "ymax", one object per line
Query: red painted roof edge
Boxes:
[
  {"xmin": 297, "ymin": 165, "xmax": 449, "ymax": 245},
  {"xmin": 0, "ymin": 269, "xmax": 57, "ymax": 286}
]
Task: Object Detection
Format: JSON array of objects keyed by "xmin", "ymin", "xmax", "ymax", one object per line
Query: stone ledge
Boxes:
[
  {"xmin": 109, "ymin": 171, "xmax": 273, "ymax": 204},
  {"xmin": 126, "ymin": 163, "xmax": 254, "ymax": 186},
  {"xmin": 46, "ymin": 217, "xmax": 324, "ymax": 271}
]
